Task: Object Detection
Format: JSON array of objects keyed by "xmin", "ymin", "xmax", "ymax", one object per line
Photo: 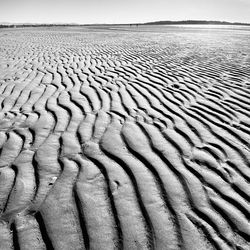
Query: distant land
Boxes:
[
  {"xmin": 143, "ymin": 20, "xmax": 250, "ymax": 26},
  {"xmin": 0, "ymin": 20, "xmax": 250, "ymax": 28}
]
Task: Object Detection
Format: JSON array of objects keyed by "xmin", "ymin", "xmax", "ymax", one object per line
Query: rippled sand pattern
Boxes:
[{"xmin": 0, "ymin": 26, "xmax": 250, "ymax": 250}]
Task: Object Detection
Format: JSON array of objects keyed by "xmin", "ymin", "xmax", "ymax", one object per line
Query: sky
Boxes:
[{"xmin": 0, "ymin": 0, "xmax": 250, "ymax": 24}]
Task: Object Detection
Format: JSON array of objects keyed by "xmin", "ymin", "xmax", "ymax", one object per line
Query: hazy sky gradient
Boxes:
[{"xmin": 1, "ymin": 0, "xmax": 250, "ymax": 24}]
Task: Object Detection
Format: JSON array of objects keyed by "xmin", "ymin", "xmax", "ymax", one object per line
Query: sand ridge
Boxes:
[{"xmin": 0, "ymin": 26, "xmax": 250, "ymax": 250}]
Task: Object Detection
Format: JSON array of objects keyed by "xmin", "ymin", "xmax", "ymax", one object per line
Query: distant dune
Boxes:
[{"xmin": 143, "ymin": 20, "xmax": 250, "ymax": 26}]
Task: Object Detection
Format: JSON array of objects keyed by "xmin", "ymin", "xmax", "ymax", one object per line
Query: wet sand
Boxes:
[{"xmin": 0, "ymin": 25, "xmax": 250, "ymax": 250}]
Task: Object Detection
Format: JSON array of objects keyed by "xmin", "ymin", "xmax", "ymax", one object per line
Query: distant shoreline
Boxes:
[{"xmin": 1, "ymin": 20, "xmax": 250, "ymax": 28}]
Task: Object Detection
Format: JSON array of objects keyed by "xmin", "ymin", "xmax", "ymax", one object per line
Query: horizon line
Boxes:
[{"xmin": 1, "ymin": 19, "xmax": 250, "ymax": 26}]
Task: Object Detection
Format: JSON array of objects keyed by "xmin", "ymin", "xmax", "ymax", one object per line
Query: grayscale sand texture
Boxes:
[{"xmin": 0, "ymin": 25, "xmax": 250, "ymax": 250}]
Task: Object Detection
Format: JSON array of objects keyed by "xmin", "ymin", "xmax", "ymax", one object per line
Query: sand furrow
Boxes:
[{"xmin": 0, "ymin": 26, "xmax": 250, "ymax": 249}]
